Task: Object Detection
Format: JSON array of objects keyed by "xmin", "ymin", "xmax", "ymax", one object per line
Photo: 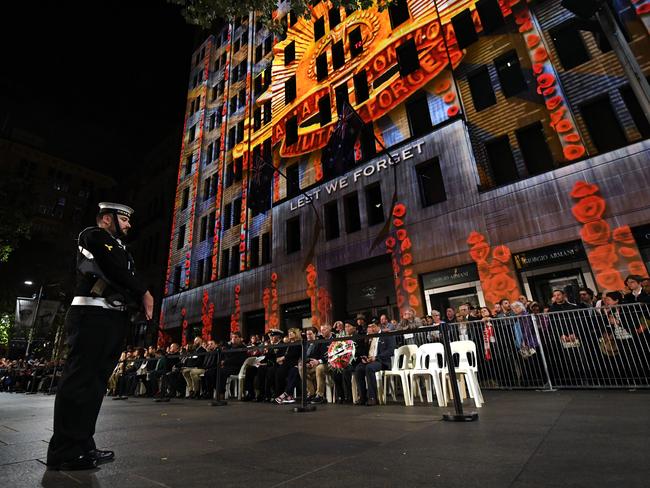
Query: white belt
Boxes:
[{"xmin": 71, "ymin": 296, "xmax": 126, "ymax": 311}]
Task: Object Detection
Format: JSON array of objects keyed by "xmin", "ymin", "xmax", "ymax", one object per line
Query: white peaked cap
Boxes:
[{"xmin": 98, "ymin": 202, "xmax": 134, "ymax": 217}]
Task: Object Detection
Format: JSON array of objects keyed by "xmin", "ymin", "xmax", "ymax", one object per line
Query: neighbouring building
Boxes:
[{"xmin": 160, "ymin": 0, "xmax": 650, "ymax": 344}]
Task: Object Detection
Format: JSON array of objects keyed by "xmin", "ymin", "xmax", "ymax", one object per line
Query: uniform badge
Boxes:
[{"xmin": 104, "ymin": 244, "xmax": 113, "ymax": 251}]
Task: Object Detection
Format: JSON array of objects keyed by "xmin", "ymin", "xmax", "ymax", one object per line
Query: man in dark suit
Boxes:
[{"xmin": 354, "ymin": 321, "xmax": 396, "ymax": 406}]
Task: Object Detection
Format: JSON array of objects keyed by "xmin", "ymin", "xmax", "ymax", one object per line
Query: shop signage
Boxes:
[
  {"xmin": 513, "ymin": 241, "xmax": 586, "ymax": 270},
  {"xmin": 421, "ymin": 264, "xmax": 479, "ymax": 289},
  {"xmin": 288, "ymin": 139, "xmax": 427, "ymax": 212}
]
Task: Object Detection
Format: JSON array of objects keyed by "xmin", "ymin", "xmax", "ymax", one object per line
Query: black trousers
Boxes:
[{"xmin": 47, "ymin": 306, "xmax": 127, "ymax": 465}]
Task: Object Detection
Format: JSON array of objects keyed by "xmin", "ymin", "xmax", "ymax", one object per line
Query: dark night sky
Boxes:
[{"xmin": 0, "ymin": 0, "xmax": 199, "ymax": 179}]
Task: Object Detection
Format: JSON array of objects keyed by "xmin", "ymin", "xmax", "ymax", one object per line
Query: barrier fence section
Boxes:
[{"xmin": 436, "ymin": 303, "xmax": 650, "ymax": 390}]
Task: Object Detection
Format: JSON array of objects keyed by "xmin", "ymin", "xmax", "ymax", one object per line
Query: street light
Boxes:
[{"xmin": 24, "ymin": 280, "xmax": 34, "ymax": 286}]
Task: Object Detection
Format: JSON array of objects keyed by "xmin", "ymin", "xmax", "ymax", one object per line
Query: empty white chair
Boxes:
[
  {"xmin": 225, "ymin": 357, "xmax": 257, "ymax": 400},
  {"xmin": 442, "ymin": 340, "xmax": 483, "ymax": 408},
  {"xmin": 383, "ymin": 344, "xmax": 418, "ymax": 406},
  {"xmin": 408, "ymin": 343, "xmax": 446, "ymax": 407}
]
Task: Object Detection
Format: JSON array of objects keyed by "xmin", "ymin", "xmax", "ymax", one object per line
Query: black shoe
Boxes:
[
  {"xmin": 367, "ymin": 398, "xmax": 378, "ymax": 406},
  {"xmin": 47, "ymin": 454, "xmax": 97, "ymax": 471},
  {"xmin": 87, "ymin": 449, "xmax": 115, "ymax": 464},
  {"xmin": 155, "ymin": 397, "xmax": 170, "ymax": 403},
  {"xmin": 112, "ymin": 395, "xmax": 128, "ymax": 401},
  {"xmin": 354, "ymin": 399, "xmax": 367, "ymax": 406},
  {"xmin": 310, "ymin": 395, "xmax": 325, "ymax": 404}
]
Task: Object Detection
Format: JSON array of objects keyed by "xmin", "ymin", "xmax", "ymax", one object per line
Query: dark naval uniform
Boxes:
[{"xmin": 47, "ymin": 202, "xmax": 147, "ymax": 470}]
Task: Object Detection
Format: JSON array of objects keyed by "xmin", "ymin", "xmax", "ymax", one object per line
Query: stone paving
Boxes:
[{"xmin": 0, "ymin": 390, "xmax": 648, "ymax": 487}]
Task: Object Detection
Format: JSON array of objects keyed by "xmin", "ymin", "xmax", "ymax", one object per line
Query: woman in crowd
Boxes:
[
  {"xmin": 511, "ymin": 301, "xmax": 543, "ymax": 387},
  {"xmin": 274, "ymin": 328, "xmax": 302, "ymax": 404}
]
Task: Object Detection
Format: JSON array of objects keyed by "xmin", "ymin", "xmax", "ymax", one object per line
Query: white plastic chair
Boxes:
[
  {"xmin": 408, "ymin": 343, "xmax": 446, "ymax": 407},
  {"xmin": 383, "ymin": 345, "xmax": 418, "ymax": 406},
  {"xmin": 225, "ymin": 357, "xmax": 257, "ymax": 400},
  {"xmin": 442, "ymin": 341, "xmax": 484, "ymax": 408}
]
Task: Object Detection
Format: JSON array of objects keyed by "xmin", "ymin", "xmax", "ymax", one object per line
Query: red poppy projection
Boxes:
[
  {"xmin": 305, "ymin": 264, "xmax": 332, "ymax": 327},
  {"xmin": 263, "ymin": 272, "xmax": 280, "ymax": 332},
  {"xmin": 570, "ymin": 181, "xmax": 648, "ymax": 290},
  {"xmin": 466, "ymin": 231, "xmax": 521, "ymax": 308},
  {"xmin": 230, "ymin": 284, "xmax": 241, "ymax": 332},
  {"xmin": 201, "ymin": 290, "xmax": 214, "ymax": 340},
  {"xmin": 385, "ymin": 203, "xmax": 422, "ymax": 314}
]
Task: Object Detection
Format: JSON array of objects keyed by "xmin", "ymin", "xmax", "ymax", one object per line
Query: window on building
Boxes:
[
  {"xmin": 230, "ymin": 96, "xmax": 238, "ymax": 114},
  {"xmin": 220, "ymin": 248, "xmax": 230, "ymax": 278},
  {"xmin": 261, "ymin": 232, "xmax": 271, "ymax": 264},
  {"xmin": 396, "ymin": 38, "xmax": 419, "ymax": 77},
  {"xmin": 255, "ymin": 43, "xmax": 263, "ymax": 62},
  {"xmin": 451, "ymin": 9, "xmax": 478, "ymax": 50},
  {"xmin": 209, "ymin": 113, "xmax": 216, "ymax": 130},
  {"xmin": 415, "ymin": 158, "xmax": 446, "ymax": 207},
  {"xmin": 208, "ymin": 211, "xmax": 216, "ymax": 237},
  {"xmin": 286, "ymin": 164, "xmax": 300, "ymax": 198},
  {"xmin": 228, "ymin": 126, "xmax": 236, "ymax": 149},
  {"xmin": 232, "ymin": 197, "xmax": 242, "ymax": 225},
  {"xmin": 233, "ymin": 39, "xmax": 240, "ymax": 53},
  {"xmin": 335, "ymin": 83, "xmax": 349, "ymax": 112},
  {"xmin": 237, "ymin": 120, "xmax": 244, "ymax": 143},
  {"xmin": 620, "ymin": 85, "xmax": 650, "ymax": 139},
  {"xmin": 254, "ymin": 107, "xmax": 262, "ymax": 130},
  {"xmin": 349, "ymin": 27, "xmax": 363, "ymax": 58},
  {"xmin": 285, "ymin": 76, "xmax": 296, "ymax": 104},
  {"xmin": 286, "ymin": 217, "xmax": 301, "ymax": 254},
  {"xmin": 476, "ymin": 0, "xmax": 505, "ymax": 33},
  {"xmin": 241, "ymin": 30, "xmax": 248, "ymax": 46},
  {"xmin": 185, "ymin": 156, "xmax": 193, "ymax": 176},
  {"xmin": 264, "ymin": 100, "xmax": 272, "ymax": 124},
  {"xmin": 344, "ymin": 192, "xmax": 361, "ymax": 233},
  {"xmin": 203, "ymin": 178, "xmax": 211, "ymax": 201},
  {"xmin": 329, "ymin": 7, "xmax": 341, "ymax": 28},
  {"xmin": 494, "ymin": 50, "xmax": 527, "ymax": 97},
  {"xmin": 319, "ymin": 94, "xmax": 332, "ymax": 126},
  {"xmin": 324, "ymin": 201, "xmax": 340, "ymax": 240},
  {"xmin": 515, "ymin": 122, "xmax": 554, "ymax": 175},
  {"xmin": 406, "ymin": 91, "xmax": 432, "ymax": 137},
  {"xmin": 250, "ymin": 236, "xmax": 260, "ymax": 268},
  {"xmin": 181, "ymin": 187, "xmax": 190, "ymax": 209},
  {"xmin": 365, "ymin": 184, "xmax": 384, "ymax": 226},
  {"xmin": 264, "ymin": 66, "xmax": 271, "ymax": 87},
  {"xmin": 223, "ymin": 202, "xmax": 232, "ymax": 230},
  {"xmin": 196, "ymin": 259, "xmax": 205, "ymax": 286},
  {"xmin": 550, "ymin": 21, "xmax": 590, "ymax": 70},
  {"xmin": 316, "ymin": 52, "xmax": 328, "ymax": 81},
  {"xmin": 231, "ymin": 65, "xmax": 239, "ymax": 83},
  {"xmin": 238, "ymin": 89, "xmax": 246, "ymax": 108},
  {"xmin": 332, "ymin": 40, "xmax": 345, "ymax": 70},
  {"xmin": 286, "ymin": 116, "xmax": 298, "ymax": 146},
  {"xmin": 388, "ymin": 0, "xmax": 410, "ymax": 29},
  {"xmin": 485, "ymin": 136, "xmax": 519, "ymax": 185},
  {"xmin": 314, "ymin": 17, "xmax": 325, "ymax": 41},
  {"xmin": 207, "ymin": 143, "xmax": 214, "ymax": 163},
  {"xmin": 467, "ymin": 66, "xmax": 496, "ymax": 111},
  {"xmin": 265, "ymin": 35, "xmax": 273, "ymax": 54},
  {"xmin": 360, "ymin": 122, "xmax": 376, "ymax": 160},
  {"xmin": 285, "ymin": 41, "xmax": 295, "ymax": 64},
  {"xmin": 230, "ymin": 245, "xmax": 240, "ymax": 275},
  {"xmin": 353, "ymin": 70, "xmax": 369, "ymax": 104},
  {"xmin": 254, "ymin": 75, "xmax": 263, "ymax": 96},
  {"xmin": 225, "ymin": 163, "xmax": 234, "ymax": 188},
  {"xmin": 204, "ymin": 255, "xmax": 212, "ymax": 283},
  {"xmin": 580, "ymin": 96, "xmax": 627, "ymax": 153},
  {"xmin": 234, "ymin": 157, "xmax": 243, "ymax": 182},
  {"xmin": 189, "ymin": 125, "xmax": 196, "ymax": 141},
  {"xmin": 177, "ymin": 225, "xmax": 186, "ymax": 250}
]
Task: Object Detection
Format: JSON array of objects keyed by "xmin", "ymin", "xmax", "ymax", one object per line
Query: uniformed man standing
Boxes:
[{"xmin": 46, "ymin": 202, "xmax": 154, "ymax": 470}]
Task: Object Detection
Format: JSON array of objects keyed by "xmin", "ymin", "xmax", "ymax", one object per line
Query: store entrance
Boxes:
[
  {"xmin": 426, "ymin": 285, "xmax": 481, "ymax": 314},
  {"xmin": 527, "ymin": 268, "xmax": 585, "ymax": 305},
  {"xmin": 244, "ymin": 309, "xmax": 265, "ymax": 339}
]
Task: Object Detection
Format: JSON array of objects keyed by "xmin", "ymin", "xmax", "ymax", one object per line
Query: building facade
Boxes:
[{"xmin": 160, "ymin": 0, "xmax": 650, "ymax": 343}]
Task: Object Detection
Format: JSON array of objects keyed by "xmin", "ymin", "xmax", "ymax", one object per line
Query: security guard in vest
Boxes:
[{"xmin": 47, "ymin": 202, "xmax": 154, "ymax": 470}]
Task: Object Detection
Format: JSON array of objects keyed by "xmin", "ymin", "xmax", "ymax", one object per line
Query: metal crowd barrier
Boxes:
[{"xmin": 441, "ymin": 303, "xmax": 650, "ymax": 390}]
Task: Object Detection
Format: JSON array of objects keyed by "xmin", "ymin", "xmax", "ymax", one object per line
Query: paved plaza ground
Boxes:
[{"xmin": 0, "ymin": 390, "xmax": 648, "ymax": 487}]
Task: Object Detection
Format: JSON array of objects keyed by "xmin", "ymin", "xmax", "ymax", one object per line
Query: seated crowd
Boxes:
[
  {"xmin": 0, "ymin": 357, "xmax": 65, "ymax": 393},
  {"xmin": 4, "ymin": 275, "xmax": 649, "ymax": 402}
]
